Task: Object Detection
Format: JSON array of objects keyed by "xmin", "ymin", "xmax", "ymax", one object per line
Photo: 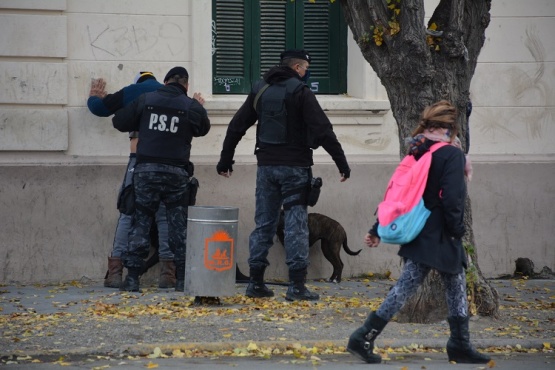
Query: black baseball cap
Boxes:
[
  {"xmin": 280, "ymin": 49, "xmax": 311, "ymax": 63},
  {"xmin": 164, "ymin": 66, "xmax": 189, "ymax": 83}
]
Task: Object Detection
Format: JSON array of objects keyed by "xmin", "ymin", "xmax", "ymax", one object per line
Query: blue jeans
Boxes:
[
  {"xmin": 248, "ymin": 165, "xmax": 311, "ymax": 271},
  {"xmin": 111, "ymin": 155, "xmax": 172, "ymax": 259}
]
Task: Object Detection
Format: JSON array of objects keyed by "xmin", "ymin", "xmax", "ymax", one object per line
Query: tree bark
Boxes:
[{"xmin": 340, "ymin": 0, "xmax": 498, "ymax": 322}]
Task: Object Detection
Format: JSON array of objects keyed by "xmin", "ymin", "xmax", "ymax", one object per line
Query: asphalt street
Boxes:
[{"xmin": 1, "ymin": 353, "xmax": 554, "ymax": 369}]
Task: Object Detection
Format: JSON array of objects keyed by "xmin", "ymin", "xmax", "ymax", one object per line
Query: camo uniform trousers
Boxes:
[
  {"xmin": 248, "ymin": 165, "xmax": 311, "ymax": 271},
  {"xmin": 123, "ymin": 163, "xmax": 189, "ymax": 273},
  {"xmin": 376, "ymin": 259, "xmax": 468, "ymax": 321},
  {"xmin": 112, "ymin": 154, "xmax": 172, "ymax": 259}
]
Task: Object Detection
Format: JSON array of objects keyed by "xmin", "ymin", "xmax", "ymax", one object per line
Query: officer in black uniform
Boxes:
[
  {"xmin": 217, "ymin": 50, "xmax": 350, "ymax": 301},
  {"xmin": 113, "ymin": 66, "xmax": 211, "ymax": 292}
]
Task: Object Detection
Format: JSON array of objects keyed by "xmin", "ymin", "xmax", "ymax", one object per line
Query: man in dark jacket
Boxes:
[
  {"xmin": 113, "ymin": 66, "xmax": 211, "ymax": 292},
  {"xmin": 88, "ymin": 72, "xmax": 175, "ymax": 289},
  {"xmin": 216, "ymin": 49, "xmax": 351, "ymax": 301}
]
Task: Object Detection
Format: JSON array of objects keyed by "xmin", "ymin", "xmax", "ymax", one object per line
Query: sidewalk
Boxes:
[{"xmin": 1, "ymin": 278, "xmax": 553, "ymax": 360}]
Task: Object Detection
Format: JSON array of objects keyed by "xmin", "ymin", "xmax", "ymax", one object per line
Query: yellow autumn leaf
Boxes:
[
  {"xmin": 544, "ymin": 342, "xmax": 551, "ymax": 349},
  {"xmin": 429, "ymin": 22, "xmax": 438, "ymax": 31},
  {"xmin": 147, "ymin": 347, "xmax": 164, "ymax": 359},
  {"xmin": 146, "ymin": 362, "xmax": 159, "ymax": 369}
]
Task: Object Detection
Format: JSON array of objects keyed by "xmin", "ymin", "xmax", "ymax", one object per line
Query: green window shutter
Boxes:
[
  {"xmin": 212, "ymin": 0, "xmax": 252, "ymax": 94},
  {"xmin": 298, "ymin": 0, "xmax": 347, "ymax": 94},
  {"xmin": 212, "ymin": 0, "xmax": 346, "ymax": 95},
  {"xmin": 257, "ymin": 1, "xmax": 289, "ymax": 78}
]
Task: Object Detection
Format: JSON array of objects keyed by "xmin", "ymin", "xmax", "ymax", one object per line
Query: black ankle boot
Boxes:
[
  {"xmin": 446, "ymin": 316, "xmax": 491, "ymax": 364},
  {"xmin": 347, "ymin": 311, "xmax": 388, "ymax": 363},
  {"xmin": 285, "ymin": 268, "xmax": 319, "ymax": 301},
  {"xmin": 175, "ymin": 264, "xmax": 185, "ymax": 292},
  {"xmin": 175, "ymin": 280, "xmax": 185, "ymax": 292},
  {"xmin": 245, "ymin": 266, "xmax": 274, "ymax": 298},
  {"xmin": 120, "ymin": 268, "xmax": 141, "ymax": 292}
]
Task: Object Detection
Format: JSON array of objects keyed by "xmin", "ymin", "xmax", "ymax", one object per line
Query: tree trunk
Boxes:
[{"xmin": 340, "ymin": 0, "xmax": 498, "ymax": 322}]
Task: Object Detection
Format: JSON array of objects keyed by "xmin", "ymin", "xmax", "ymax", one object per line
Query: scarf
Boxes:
[{"xmin": 407, "ymin": 128, "xmax": 473, "ymax": 181}]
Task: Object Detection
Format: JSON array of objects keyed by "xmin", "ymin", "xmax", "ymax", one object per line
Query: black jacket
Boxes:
[
  {"xmin": 371, "ymin": 144, "xmax": 468, "ymax": 274},
  {"xmin": 219, "ymin": 66, "xmax": 350, "ymax": 174},
  {"xmin": 112, "ymin": 84, "xmax": 210, "ymax": 167}
]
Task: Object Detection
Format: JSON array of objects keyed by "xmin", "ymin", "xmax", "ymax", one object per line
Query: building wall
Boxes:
[{"xmin": 0, "ymin": 0, "xmax": 553, "ymax": 283}]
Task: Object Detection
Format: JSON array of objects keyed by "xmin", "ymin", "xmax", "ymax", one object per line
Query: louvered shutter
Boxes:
[
  {"xmin": 212, "ymin": 0, "xmax": 346, "ymax": 94},
  {"xmin": 257, "ymin": 1, "xmax": 290, "ymax": 78},
  {"xmin": 212, "ymin": 0, "xmax": 252, "ymax": 94},
  {"xmin": 298, "ymin": 0, "xmax": 346, "ymax": 94}
]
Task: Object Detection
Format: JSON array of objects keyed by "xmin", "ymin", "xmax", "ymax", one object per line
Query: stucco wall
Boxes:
[{"xmin": 0, "ymin": 160, "xmax": 553, "ymax": 283}]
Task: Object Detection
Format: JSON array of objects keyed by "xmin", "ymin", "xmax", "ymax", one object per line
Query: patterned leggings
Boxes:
[{"xmin": 376, "ymin": 259, "xmax": 468, "ymax": 321}]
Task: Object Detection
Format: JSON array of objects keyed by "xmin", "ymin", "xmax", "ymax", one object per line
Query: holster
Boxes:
[
  {"xmin": 306, "ymin": 177, "xmax": 322, "ymax": 207},
  {"xmin": 117, "ymin": 184, "xmax": 135, "ymax": 215},
  {"xmin": 188, "ymin": 177, "xmax": 199, "ymax": 206}
]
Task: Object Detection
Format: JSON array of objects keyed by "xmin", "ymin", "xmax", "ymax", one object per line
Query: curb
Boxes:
[
  {"xmin": 2, "ymin": 338, "xmax": 551, "ymax": 358},
  {"xmin": 119, "ymin": 338, "xmax": 551, "ymax": 356}
]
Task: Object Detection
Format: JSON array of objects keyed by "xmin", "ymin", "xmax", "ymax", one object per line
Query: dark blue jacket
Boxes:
[{"xmin": 87, "ymin": 78, "xmax": 162, "ymax": 117}]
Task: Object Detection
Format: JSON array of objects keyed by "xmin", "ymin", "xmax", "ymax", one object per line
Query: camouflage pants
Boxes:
[
  {"xmin": 112, "ymin": 154, "xmax": 172, "ymax": 259},
  {"xmin": 376, "ymin": 259, "xmax": 468, "ymax": 320},
  {"xmin": 123, "ymin": 163, "xmax": 189, "ymax": 274},
  {"xmin": 248, "ymin": 165, "xmax": 311, "ymax": 271}
]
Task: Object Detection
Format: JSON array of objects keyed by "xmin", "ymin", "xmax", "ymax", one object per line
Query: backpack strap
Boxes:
[
  {"xmin": 253, "ymin": 83, "xmax": 270, "ymax": 112},
  {"xmin": 252, "ymin": 78, "xmax": 303, "ymax": 112}
]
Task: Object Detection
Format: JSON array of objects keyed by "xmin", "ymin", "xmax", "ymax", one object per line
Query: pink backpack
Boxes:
[{"xmin": 377, "ymin": 142, "xmax": 448, "ymax": 244}]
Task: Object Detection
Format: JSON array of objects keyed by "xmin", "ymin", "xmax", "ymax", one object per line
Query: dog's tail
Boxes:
[{"xmin": 343, "ymin": 235, "xmax": 362, "ymax": 256}]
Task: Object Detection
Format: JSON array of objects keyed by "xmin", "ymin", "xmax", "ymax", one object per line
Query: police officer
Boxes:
[
  {"xmin": 88, "ymin": 72, "xmax": 176, "ymax": 289},
  {"xmin": 217, "ymin": 49, "xmax": 351, "ymax": 301},
  {"xmin": 113, "ymin": 66, "xmax": 210, "ymax": 292}
]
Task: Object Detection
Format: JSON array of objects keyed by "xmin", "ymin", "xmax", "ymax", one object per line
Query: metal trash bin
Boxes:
[{"xmin": 184, "ymin": 206, "xmax": 239, "ymax": 297}]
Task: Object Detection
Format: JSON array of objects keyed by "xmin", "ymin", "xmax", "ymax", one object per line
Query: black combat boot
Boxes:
[
  {"xmin": 347, "ymin": 311, "xmax": 388, "ymax": 363},
  {"xmin": 175, "ymin": 263, "xmax": 185, "ymax": 292},
  {"xmin": 120, "ymin": 268, "xmax": 141, "ymax": 292},
  {"xmin": 285, "ymin": 268, "xmax": 319, "ymax": 301},
  {"xmin": 245, "ymin": 266, "xmax": 274, "ymax": 298},
  {"xmin": 446, "ymin": 316, "xmax": 491, "ymax": 363}
]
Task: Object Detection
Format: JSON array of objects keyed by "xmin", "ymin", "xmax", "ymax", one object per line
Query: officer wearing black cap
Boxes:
[
  {"xmin": 113, "ymin": 66, "xmax": 211, "ymax": 292},
  {"xmin": 217, "ymin": 49, "xmax": 351, "ymax": 301}
]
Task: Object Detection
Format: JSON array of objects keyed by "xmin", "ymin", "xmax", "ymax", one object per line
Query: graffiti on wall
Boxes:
[{"xmin": 87, "ymin": 23, "xmax": 186, "ymax": 58}]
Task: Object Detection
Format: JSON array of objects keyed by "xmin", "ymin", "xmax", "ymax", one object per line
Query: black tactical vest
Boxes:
[
  {"xmin": 254, "ymin": 78, "xmax": 304, "ymax": 146},
  {"xmin": 137, "ymin": 92, "xmax": 193, "ymax": 164}
]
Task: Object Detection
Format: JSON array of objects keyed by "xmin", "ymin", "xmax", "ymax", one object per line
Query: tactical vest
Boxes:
[
  {"xmin": 137, "ymin": 92, "xmax": 193, "ymax": 163},
  {"xmin": 253, "ymin": 78, "xmax": 304, "ymax": 146}
]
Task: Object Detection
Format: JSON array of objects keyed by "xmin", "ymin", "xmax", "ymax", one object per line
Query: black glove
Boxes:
[
  {"xmin": 217, "ymin": 159, "xmax": 235, "ymax": 174},
  {"xmin": 341, "ymin": 168, "xmax": 351, "ymax": 179}
]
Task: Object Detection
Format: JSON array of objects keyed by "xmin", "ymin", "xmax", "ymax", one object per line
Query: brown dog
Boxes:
[{"xmin": 277, "ymin": 212, "xmax": 361, "ymax": 283}]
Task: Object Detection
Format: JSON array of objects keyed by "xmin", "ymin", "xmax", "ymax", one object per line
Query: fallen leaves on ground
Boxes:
[{"xmin": 1, "ymin": 279, "xmax": 553, "ymax": 365}]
